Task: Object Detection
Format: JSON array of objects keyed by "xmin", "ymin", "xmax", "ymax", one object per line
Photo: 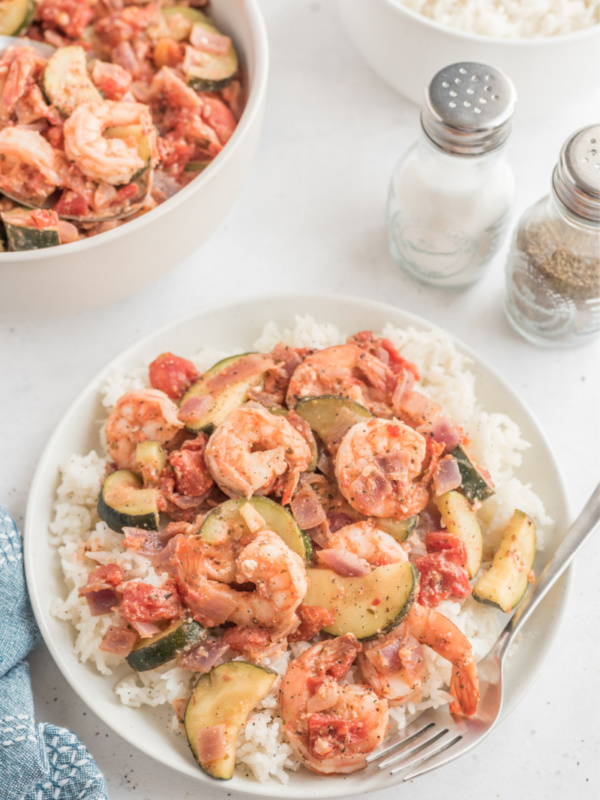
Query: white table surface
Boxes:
[{"xmin": 1, "ymin": 2, "xmax": 599, "ymax": 798}]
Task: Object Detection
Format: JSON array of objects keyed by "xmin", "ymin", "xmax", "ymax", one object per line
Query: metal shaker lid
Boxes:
[
  {"xmin": 421, "ymin": 62, "xmax": 517, "ymax": 156},
  {"xmin": 552, "ymin": 124, "xmax": 600, "ymax": 224}
]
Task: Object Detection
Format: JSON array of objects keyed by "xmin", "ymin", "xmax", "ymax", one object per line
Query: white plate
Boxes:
[{"xmin": 24, "ymin": 292, "xmax": 570, "ymax": 798}]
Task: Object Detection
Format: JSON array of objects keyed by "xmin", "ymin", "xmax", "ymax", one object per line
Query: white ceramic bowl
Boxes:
[
  {"xmin": 337, "ymin": 0, "xmax": 600, "ymax": 119},
  {"xmin": 24, "ymin": 292, "xmax": 571, "ymax": 798},
  {"xmin": 0, "ymin": 0, "xmax": 269, "ymax": 317}
]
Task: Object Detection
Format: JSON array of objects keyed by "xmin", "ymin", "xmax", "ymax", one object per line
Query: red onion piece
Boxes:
[
  {"xmin": 291, "ymin": 485, "xmax": 327, "ymax": 529},
  {"xmin": 429, "ymin": 416, "xmax": 462, "ymax": 453},
  {"xmin": 82, "ymin": 588, "xmax": 119, "ymax": 617},
  {"xmin": 129, "ymin": 620, "xmax": 162, "ymax": 638},
  {"xmin": 177, "ymin": 394, "xmax": 214, "ymax": 426},
  {"xmin": 317, "ymin": 549, "xmax": 370, "ymax": 577},
  {"xmin": 99, "ymin": 625, "xmax": 137, "ymax": 656},
  {"xmin": 433, "ymin": 456, "xmax": 462, "ymax": 496},
  {"xmin": 178, "ymin": 639, "xmax": 229, "ymax": 672},
  {"xmin": 196, "ymin": 724, "xmax": 227, "ymax": 763}
]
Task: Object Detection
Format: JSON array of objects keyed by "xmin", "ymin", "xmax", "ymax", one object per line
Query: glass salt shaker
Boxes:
[
  {"xmin": 504, "ymin": 125, "xmax": 600, "ymax": 347},
  {"xmin": 387, "ymin": 62, "xmax": 517, "ymax": 288}
]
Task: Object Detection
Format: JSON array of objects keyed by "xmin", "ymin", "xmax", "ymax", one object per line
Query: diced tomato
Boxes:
[
  {"xmin": 121, "ymin": 580, "xmax": 184, "ymax": 623},
  {"xmin": 307, "ymin": 715, "xmax": 366, "ymax": 758},
  {"xmin": 169, "ymin": 445, "xmax": 213, "ymax": 497},
  {"xmin": 87, "ymin": 563, "xmax": 123, "ymax": 588},
  {"xmin": 91, "ymin": 61, "xmax": 132, "ymax": 101},
  {"xmin": 29, "ymin": 209, "xmax": 59, "ymax": 230},
  {"xmin": 54, "ymin": 191, "xmax": 89, "ymax": 218},
  {"xmin": 35, "ymin": 0, "xmax": 94, "ymax": 39},
  {"xmin": 113, "ymin": 183, "xmax": 140, "ymax": 204},
  {"xmin": 222, "ymin": 626, "xmax": 271, "ymax": 657},
  {"xmin": 149, "ymin": 352, "xmax": 200, "ymax": 400},
  {"xmin": 289, "ymin": 605, "xmax": 336, "ymax": 642},
  {"xmin": 414, "ymin": 532, "xmax": 471, "ymax": 607}
]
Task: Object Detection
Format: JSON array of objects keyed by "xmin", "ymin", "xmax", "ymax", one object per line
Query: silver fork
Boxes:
[{"xmin": 366, "ymin": 483, "xmax": 600, "ymax": 782}]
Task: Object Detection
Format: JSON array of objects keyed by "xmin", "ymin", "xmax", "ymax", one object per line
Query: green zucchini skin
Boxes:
[
  {"xmin": 303, "ymin": 561, "xmax": 418, "ymax": 641},
  {"xmin": 126, "ymin": 619, "xmax": 204, "ymax": 671},
  {"xmin": 1, "ymin": 208, "xmax": 60, "ymax": 251},
  {"xmin": 0, "ymin": 0, "xmax": 35, "ymax": 36},
  {"xmin": 473, "ymin": 509, "xmax": 536, "ymax": 613},
  {"xmin": 136, "ymin": 440, "xmax": 166, "ymax": 484},
  {"xmin": 293, "ymin": 395, "xmax": 372, "ymax": 446},
  {"xmin": 97, "ymin": 469, "xmax": 159, "ymax": 533},
  {"xmin": 450, "ymin": 444, "xmax": 495, "ymax": 502},
  {"xmin": 179, "ymin": 353, "xmax": 269, "ymax": 434},
  {"xmin": 200, "ymin": 496, "xmax": 312, "ymax": 563},
  {"xmin": 377, "ymin": 515, "xmax": 417, "ymax": 542},
  {"xmin": 435, "ymin": 490, "xmax": 483, "ymax": 579},
  {"xmin": 185, "ymin": 20, "xmax": 238, "ymax": 92},
  {"xmin": 184, "ymin": 661, "xmax": 277, "ymax": 779},
  {"xmin": 43, "ymin": 45, "xmax": 102, "ymax": 117}
]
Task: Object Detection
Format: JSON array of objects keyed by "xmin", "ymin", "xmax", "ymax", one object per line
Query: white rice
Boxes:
[
  {"xmin": 398, "ymin": 0, "xmax": 600, "ymax": 38},
  {"xmin": 49, "ymin": 316, "xmax": 552, "ymax": 783}
]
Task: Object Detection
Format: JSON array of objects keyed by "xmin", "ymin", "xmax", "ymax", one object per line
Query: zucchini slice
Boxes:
[
  {"xmin": 435, "ymin": 490, "xmax": 483, "ymax": 578},
  {"xmin": 376, "ymin": 515, "xmax": 418, "ymax": 543},
  {"xmin": 1, "ymin": 207, "xmax": 60, "ymax": 251},
  {"xmin": 179, "ymin": 353, "xmax": 269, "ymax": 434},
  {"xmin": 200, "ymin": 496, "xmax": 312, "ymax": 562},
  {"xmin": 43, "ymin": 46, "xmax": 103, "ymax": 117},
  {"xmin": 126, "ymin": 619, "xmax": 204, "ymax": 672},
  {"xmin": 302, "ymin": 561, "xmax": 418, "ymax": 641},
  {"xmin": 0, "ymin": 0, "xmax": 35, "ymax": 36},
  {"xmin": 136, "ymin": 440, "xmax": 166, "ymax": 485},
  {"xmin": 293, "ymin": 395, "xmax": 372, "ymax": 450},
  {"xmin": 185, "ymin": 21, "xmax": 238, "ymax": 91},
  {"xmin": 473, "ymin": 510, "xmax": 536, "ymax": 613},
  {"xmin": 184, "ymin": 661, "xmax": 277, "ymax": 780},
  {"xmin": 449, "ymin": 444, "xmax": 495, "ymax": 502},
  {"xmin": 97, "ymin": 469, "xmax": 159, "ymax": 533},
  {"xmin": 162, "ymin": 4, "xmax": 210, "ymax": 41}
]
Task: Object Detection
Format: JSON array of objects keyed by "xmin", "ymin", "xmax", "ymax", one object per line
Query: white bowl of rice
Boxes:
[
  {"xmin": 0, "ymin": 0, "xmax": 269, "ymax": 317},
  {"xmin": 337, "ymin": 0, "xmax": 600, "ymax": 118},
  {"xmin": 24, "ymin": 293, "xmax": 571, "ymax": 796}
]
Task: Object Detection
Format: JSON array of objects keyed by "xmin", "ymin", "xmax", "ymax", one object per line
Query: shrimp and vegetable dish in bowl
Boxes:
[
  {"xmin": 47, "ymin": 316, "xmax": 551, "ymax": 784},
  {"xmin": 0, "ymin": 0, "xmax": 243, "ymax": 250}
]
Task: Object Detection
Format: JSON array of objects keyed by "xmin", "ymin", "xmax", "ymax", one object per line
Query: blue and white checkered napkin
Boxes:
[{"xmin": 0, "ymin": 505, "xmax": 108, "ymax": 800}]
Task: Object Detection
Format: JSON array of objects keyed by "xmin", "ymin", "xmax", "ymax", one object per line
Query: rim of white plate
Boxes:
[{"xmin": 24, "ymin": 291, "xmax": 572, "ymax": 798}]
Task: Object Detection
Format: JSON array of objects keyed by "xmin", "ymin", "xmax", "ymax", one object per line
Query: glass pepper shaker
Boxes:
[
  {"xmin": 387, "ymin": 62, "xmax": 517, "ymax": 288},
  {"xmin": 504, "ymin": 124, "xmax": 600, "ymax": 347}
]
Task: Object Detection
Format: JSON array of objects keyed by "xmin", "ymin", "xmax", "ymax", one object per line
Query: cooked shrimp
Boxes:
[
  {"xmin": 229, "ymin": 530, "xmax": 308, "ymax": 635},
  {"xmin": 335, "ymin": 417, "xmax": 441, "ymax": 520},
  {"xmin": 286, "ymin": 343, "xmax": 395, "ymax": 413},
  {"xmin": 204, "ymin": 405, "xmax": 312, "ymax": 505},
  {"xmin": 358, "ymin": 622, "xmax": 426, "ymax": 706},
  {"xmin": 63, "ymin": 100, "xmax": 156, "ymax": 185},
  {"xmin": 0, "ymin": 47, "xmax": 41, "ymax": 118},
  {"xmin": 280, "ymin": 633, "xmax": 388, "ymax": 774},
  {"xmin": 360, "ymin": 603, "xmax": 479, "ymax": 716},
  {"xmin": 0, "ymin": 127, "xmax": 64, "ymax": 201},
  {"xmin": 104, "ymin": 388, "xmax": 184, "ymax": 470},
  {"xmin": 174, "ymin": 529, "xmax": 307, "ymax": 636},
  {"xmin": 319, "ymin": 520, "xmax": 408, "ymax": 569}
]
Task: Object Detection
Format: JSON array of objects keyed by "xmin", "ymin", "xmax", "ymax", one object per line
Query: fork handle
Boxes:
[{"xmin": 494, "ymin": 483, "xmax": 600, "ymax": 658}]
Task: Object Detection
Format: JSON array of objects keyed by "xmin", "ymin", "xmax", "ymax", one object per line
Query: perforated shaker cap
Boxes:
[
  {"xmin": 421, "ymin": 62, "xmax": 517, "ymax": 156},
  {"xmin": 552, "ymin": 124, "xmax": 600, "ymax": 224}
]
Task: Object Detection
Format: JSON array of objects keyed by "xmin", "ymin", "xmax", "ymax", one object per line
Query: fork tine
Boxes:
[
  {"xmin": 364, "ymin": 721, "xmax": 435, "ymax": 764},
  {"xmin": 391, "ymin": 733, "xmax": 462, "ymax": 776},
  {"xmin": 380, "ymin": 727, "xmax": 455, "ymax": 771}
]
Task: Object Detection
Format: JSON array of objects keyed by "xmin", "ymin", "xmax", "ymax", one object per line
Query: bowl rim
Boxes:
[
  {"xmin": 0, "ymin": 0, "xmax": 269, "ymax": 263},
  {"xmin": 381, "ymin": 0, "xmax": 600, "ymax": 46}
]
